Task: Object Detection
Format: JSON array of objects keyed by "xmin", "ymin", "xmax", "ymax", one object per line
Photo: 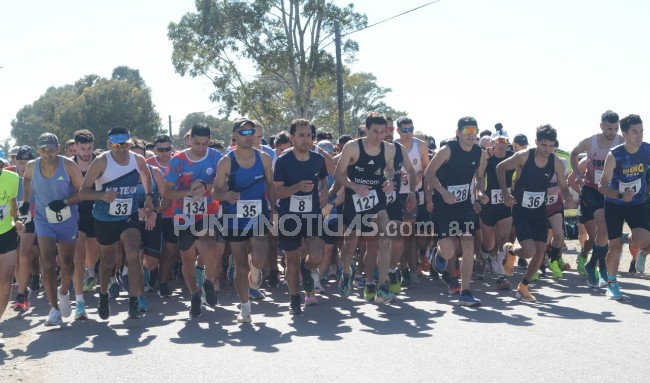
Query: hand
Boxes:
[
  {"xmin": 224, "ymin": 191, "xmax": 240, "ymax": 204},
  {"xmin": 575, "ymin": 175, "xmax": 584, "ymax": 187},
  {"xmin": 426, "ymin": 199, "xmax": 433, "ymax": 213},
  {"xmin": 319, "ymin": 189, "xmax": 329, "ymax": 208},
  {"xmin": 406, "ymin": 192, "xmax": 416, "ymax": 210},
  {"xmin": 623, "ymin": 191, "xmax": 635, "ymax": 203},
  {"xmin": 442, "ymin": 190, "xmax": 457, "ymax": 205},
  {"xmin": 48, "ymin": 199, "xmax": 67, "ymax": 212},
  {"xmin": 382, "ymin": 179, "xmax": 395, "ymax": 193},
  {"xmin": 18, "ymin": 202, "xmax": 30, "ymax": 216},
  {"xmin": 145, "ymin": 211, "xmax": 157, "ymax": 231},
  {"xmin": 352, "ymin": 184, "xmax": 371, "ymax": 197},
  {"xmin": 191, "ymin": 181, "xmax": 206, "ymax": 199},
  {"xmin": 101, "ymin": 190, "xmax": 118, "ymax": 203},
  {"xmin": 15, "ymin": 220, "xmax": 25, "ymax": 235},
  {"xmin": 503, "ymin": 193, "xmax": 517, "ymax": 207},
  {"xmin": 473, "ymin": 200, "xmax": 482, "ymax": 214},
  {"xmin": 297, "ymin": 180, "xmax": 314, "ymax": 193},
  {"xmin": 477, "ymin": 191, "xmax": 489, "ymax": 205}
]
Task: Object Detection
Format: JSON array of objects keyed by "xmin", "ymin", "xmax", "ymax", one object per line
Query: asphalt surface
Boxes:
[{"xmin": 1, "ymin": 242, "xmax": 650, "ymax": 382}]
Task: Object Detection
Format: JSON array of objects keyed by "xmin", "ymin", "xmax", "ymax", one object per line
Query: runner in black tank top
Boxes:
[{"xmin": 497, "ymin": 125, "xmax": 573, "ymax": 303}]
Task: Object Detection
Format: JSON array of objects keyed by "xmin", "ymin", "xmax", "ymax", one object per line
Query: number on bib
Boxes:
[
  {"xmin": 17, "ymin": 202, "xmax": 32, "ymax": 224},
  {"xmin": 522, "ymin": 191, "xmax": 546, "ymax": 209},
  {"xmin": 290, "ymin": 194, "xmax": 313, "ymax": 213},
  {"xmin": 418, "ymin": 190, "xmax": 425, "ymax": 205},
  {"xmin": 619, "ymin": 178, "xmax": 642, "ymax": 194},
  {"xmin": 109, "ymin": 198, "xmax": 133, "ymax": 216},
  {"xmin": 237, "ymin": 200, "xmax": 262, "ymax": 218},
  {"xmin": 447, "ymin": 184, "xmax": 470, "ymax": 202},
  {"xmin": 546, "ymin": 194, "xmax": 558, "ymax": 205},
  {"xmin": 491, "ymin": 189, "xmax": 504, "ymax": 205},
  {"xmin": 385, "ymin": 191, "xmax": 396, "ymax": 205},
  {"xmin": 0, "ymin": 204, "xmax": 8, "ymax": 222},
  {"xmin": 594, "ymin": 170, "xmax": 603, "ymax": 185},
  {"xmin": 45, "ymin": 206, "xmax": 72, "ymax": 223},
  {"xmin": 183, "ymin": 196, "xmax": 207, "ymax": 215},
  {"xmin": 352, "ymin": 190, "xmax": 378, "ymax": 212}
]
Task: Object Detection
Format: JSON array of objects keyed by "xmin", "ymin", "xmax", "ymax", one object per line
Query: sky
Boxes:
[{"xmin": 1, "ymin": 0, "xmax": 649, "ymax": 151}]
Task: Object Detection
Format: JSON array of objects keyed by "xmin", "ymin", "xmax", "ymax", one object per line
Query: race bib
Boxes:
[
  {"xmin": 522, "ymin": 191, "xmax": 546, "ymax": 209},
  {"xmin": 447, "ymin": 184, "xmax": 470, "ymax": 202},
  {"xmin": 352, "ymin": 190, "xmax": 378, "ymax": 212},
  {"xmin": 546, "ymin": 194, "xmax": 559, "ymax": 205},
  {"xmin": 385, "ymin": 191, "xmax": 396, "ymax": 205},
  {"xmin": 183, "ymin": 196, "xmax": 207, "ymax": 215},
  {"xmin": 237, "ymin": 199, "xmax": 262, "ymax": 218},
  {"xmin": 594, "ymin": 170, "xmax": 603, "ymax": 185},
  {"xmin": 619, "ymin": 178, "xmax": 642, "ymax": 194},
  {"xmin": 290, "ymin": 194, "xmax": 313, "ymax": 213},
  {"xmin": 418, "ymin": 190, "xmax": 425, "ymax": 205},
  {"xmin": 109, "ymin": 198, "xmax": 133, "ymax": 216},
  {"xmin": 0, "ymin": 204, "xmax": 8, "ymax": 222},
  {"xmin": 490, "ymin": 188, "xmax": 510, "ymax": 205},
  {"xmin": 17, "ymin": 202, "xmax": 32, "ymax": 224},
  {"xmin": 46, "ymin": 206, "xmax": 72, "ymax": 223}
]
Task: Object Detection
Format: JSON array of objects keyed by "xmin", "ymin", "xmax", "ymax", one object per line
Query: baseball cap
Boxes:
[
  {"xmin": 0, "ymin": 149, "xmax": 7, "ymax": 165},
  {"xmin": 37, "ymin": 133, "xmax": 59, "ymax": 149},
  {"xmin": 108, "ymin": 132, "xmax": 131, "ymax": 144},
  {"xmin": 491, "ymin": 130, "xmax": 510, "ymax": 141},
  {"xmin": 10, "ymin": 146, "xmax": 20, "ymax": 156},
  {"xmin": 513, "ymin": 134, "xmax": 529, "ymax": 146},
  {"xmin": 232, "ymin": 118, "xmax": 255, "ymax": 132},
  {"xmin": 16, "ymin": 146, "xmax": 36, "ymax": 161},
  {"xmin": 425, "ymin": 135, "xmax": 437, "ymax": 150},
  {"xmin": 457, "ymin": 116, "xmax": 478, "ymax": 130},
  {"xmin": 316, "ymin": 140, "xmax": 335, "ymax": 154}
]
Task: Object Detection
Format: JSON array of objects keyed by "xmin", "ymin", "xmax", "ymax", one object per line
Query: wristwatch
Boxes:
[{"xmin": 617, "ymin": 192, "xmax": 623, "ymax": 199}]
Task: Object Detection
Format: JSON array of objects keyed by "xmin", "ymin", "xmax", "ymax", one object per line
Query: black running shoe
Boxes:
[
  {"xmin": 267, "ymin": 269, "xmax": 280, "ymax": 288},
  {"xmin": 300, "ymin": 259, "xmax": 314, "ymax": 292},
  {"xmin": 158, "ymin": 283, "xmax": 170, "ymax": 298},
  {"xmin": 203, "ymin": 280, "xmax": 218, "ymax": 306},
  {"xmin": 127, "ymin": 296, "xmax": 139, "ymax": 319},
  {"xmin": 30, "ymin": 274, "xmax": 40, "ymax": 292},
  {"xmin": 517, "ymin": 257, "xmax": 528, "ymax": 269},
  {"xmin": 190, "ymin": 291, "xmax": 202, "ymax": 318},
  {"xmin": 98, "ymin": 293, "xmax": 110, "ymax": 320},
  {"xmin": 629, "ymin": 260, "xmax": 637, "ymax": 274},
  {"xmin": 289, "ymin": 294, "xmax": 302, "ymax": 315},
  {"xmin": 400, "ymin": 269, "xmax": 411, "ymax": 287}
]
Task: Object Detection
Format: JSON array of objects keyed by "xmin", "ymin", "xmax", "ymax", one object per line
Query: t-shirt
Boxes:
[
  {"xmin": 0, "ymin": 170, "xmax": 19, "ymax": 234},
  {"xmin": 274, "ymin": 150, "xmax": 327, "ymax": 216}
]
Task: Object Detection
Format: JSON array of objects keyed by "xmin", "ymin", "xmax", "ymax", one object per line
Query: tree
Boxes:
[
  {"xmin": 168, "ymin": 0, "xmax": 367, "ymax": 125},
  {"xmin": 10, "ymin": 67, "xmax": 161, "ymax": 147},
  {"xmin": 179, "ymin": 112, "xmax": 233, "ymax": 144}
]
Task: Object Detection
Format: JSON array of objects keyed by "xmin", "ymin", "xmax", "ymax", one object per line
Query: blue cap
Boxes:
[
  {"xmin": 0, "ymin": 149, "xmax": 8, "ymax": 165},
  {"xmin": 108, "ymin": 133, "xmax": 131, "ymax": 144}
]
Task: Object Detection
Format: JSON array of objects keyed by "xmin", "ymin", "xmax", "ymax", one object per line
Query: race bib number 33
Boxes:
[{"xmin": 109, "ymin": 198, "xmax": 133, "ymax": 216}]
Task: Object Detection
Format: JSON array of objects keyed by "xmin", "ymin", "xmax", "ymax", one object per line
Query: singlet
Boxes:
[
  {"xmin": 399, "ymin": 139, "xmax": 423, "ymax": 194},
  {"xmin": 136, "ymin": 165, "xmax": 161, "ymax": 210},
  {"xmin": 433, "ymin": 140, "xmax": 481, "ymax": 210},
  {"xmin": 147, "ymin": 156, "xmax": 173, "ymax": 218},
  {"xmin": 584, "ymin": 134, "xmax": 623, "ymax": 191},
  {"xmin": 0, "ymin": 170, "xmax": 19, "ymax": 234},
  {"xmin": 221, "ymin": 150, "xmax": 270, "ymax": 230},
  {"xmin": 344, "ymin": 140, "xmax": 387, "ymax": 215},
  {"xmin": 388, "ymin": 142, "xmax": 404, "ymax": 205},
  {"xmin": 605, "ymin": 142, "xmax": 650, "ymax": 206},
  {"xmin": 513, "ymin": 149, "xmax": 555, "ymax": 215},
  {"xmin": 74, "ymin": 154, "xmax": 96, "ymax": 216},
  {"xmin": 93, "ymin": 152, "xmax": 140, "ymax": 222},
  {"xmin": 32, "ymin": 156, "xmax": 79, "ymax": 225},
  {"xmin": 485, "ymin": 150, "xmax": 515, "ymax": 206},
  {"xmin": 274, "ymin": 150, "xmax": 327, "ymax": 216},
  {"xmin": 546, "ymin": 157, "xmax": 568, "ymax": 211}
]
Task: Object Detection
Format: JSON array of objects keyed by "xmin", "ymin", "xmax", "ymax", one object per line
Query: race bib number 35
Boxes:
[
  {"xmin": 46, "ymin": 206, "xmax": 72, "ymax": 223},
  {"xmin": 352, "ymin": 190, "xmax": 378, "ymax": 212},
  {"xmin": 522, "ymin": 191, "xmax": 546, "ymax": 209},
  {"xmin": 183, "ymin": 196, "xmax": 207, "ymax": 215},
  {"xmin": 109, "ymin": 198, "xmax": 133, "ymax": 216},
  {"xmin": 237, "ymin": 199, "xmax": 262, "ymax": 218},
  {"xmin": 290, "ymin": 195, "xmax": 313, "ymax": 213}
]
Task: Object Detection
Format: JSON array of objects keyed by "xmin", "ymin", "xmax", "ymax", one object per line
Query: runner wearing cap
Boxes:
[{"xmin": 23, "ymin": 133, "xmax": 84, "ymax": 326}]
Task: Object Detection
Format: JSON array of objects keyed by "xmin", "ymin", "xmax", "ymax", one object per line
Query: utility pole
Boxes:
[
  {"xmin": 168, "ymin": 115, "xmax": 173, "ymax": 146},
  {"xmin": 334, "ymin": 20, "xmax": 345, "ymax": 137}
]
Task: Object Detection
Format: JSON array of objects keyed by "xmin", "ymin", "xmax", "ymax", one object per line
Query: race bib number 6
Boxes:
[
  {"xmin": 522, "ymin": 191, "xmax": 546, "ymax": 209},
  {"xmin": 46, "ymin": 206, "xmax": 72, "ymax": 223},
  {"xmin": 183, "ymin": 196, "xmax": 207, "ymax": 215},
  {"xmin": 109, "ymin": 198, "xmax": 133, "ymax": 216},
  {"xmin": 237, "ymin": 199, "xmax": 262, "ymax": 218},
  {"xmin": 352, "ymin": 190, "xmax": 378, "ymax": 212}
]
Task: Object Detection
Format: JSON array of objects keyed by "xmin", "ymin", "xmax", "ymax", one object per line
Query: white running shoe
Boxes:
[
  {"xmin": 44, "ymin": 307, "xmax": 63, "ymax": 327},
  {"xmin": 58, "ymin": 289, "xmax": 72, "ymax": 318},
  {"xmin": 248, "ymin": 263, "xmax": 263, "ymax": 290},
  {"xmin": 237, "ymin": 304, "xmax": 252, "ymax": 323}
]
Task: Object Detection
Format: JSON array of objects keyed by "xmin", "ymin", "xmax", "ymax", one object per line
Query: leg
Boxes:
[
  {"xmin": 0, "ymin": 250, "xmax": 17, "ymax": 320},
  {"xmin": 37, "ymin": 236, "xmax": 60, "ymax": 310}
]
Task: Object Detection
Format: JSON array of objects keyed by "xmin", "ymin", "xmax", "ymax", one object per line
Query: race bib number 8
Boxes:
[
  {"xmin": 352, "ymin": 190, "xmax": 378, "ymax": 212},
  {"xmin": 522, "ymin": 191, "xmax": 546, "ymax": 209},
  {"xmin": 448, "ymin": 184, "xmax": 470, "ymax": 202},
  {"xmin": 619, "ymin": 178, "xmax": 642, "ymax": 194},
  {"xmin": 237, "ymin": 199, "xmax": 262, "ymax": 218},
  {"xmin": 46, "ymin": 206, "xmax": 72, "ymax": 223},
  {"xmin": 109, "ymin": 198, "xmax": 133, "ymax": 216},
  {"xmin": 183, "ymin": 196, "xmax": 207, "ymax": 215},
  {"xmin": 290, "ymin": 195, "xmax": 313, "ymax": 213}
]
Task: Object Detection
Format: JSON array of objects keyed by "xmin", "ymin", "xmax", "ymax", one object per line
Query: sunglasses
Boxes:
[
  {"xmin": 493, "ymin": 137, "xmax": 508, "ymax": 144},
  {"xmin": 156, "ymin": 147, "xmax": 172, "ymax": 152},
  {"xmin": 237, "ymin": 129, "xmax": 256, "ymax": 136},
  {"xmin": 399, "ymin": 127, "xmax": 414, "ymax": 133},
  {"xmin": 460, "ymin": 127, "xmax": 478, "ymax": 135},
  {"xmin": 112, "ymin": 142, "xmax": 129, "ymax": 149}
]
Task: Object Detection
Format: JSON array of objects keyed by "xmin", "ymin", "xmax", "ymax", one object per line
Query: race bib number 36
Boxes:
[
  {"xmin": 183, "ymin": 196, "xmax": 207, "ymax": 215},
  {"xmin": 352, "ymin": 190, "xmax": 378, "ymax": 212},
  {"xmin": 522, "ymin": 191, "xmax": 546, "ymax": 209},
  {"xmin": 109, "ymin": 198, "xmax": 133, "ymax": 216},
  {"xmin": 290, "ymin": 195, "xmax": 313, "ymax": 213},
  {"xmin": 46, "ymin": 206, "xmax": 72, "ymax": 223},
  {"xmin": 619, "ymin": 178, "xmax": 642, "ymax": 194},
  {"xmin": 237, "ymin": 199, "xmax": 262, "ymax": 218}
]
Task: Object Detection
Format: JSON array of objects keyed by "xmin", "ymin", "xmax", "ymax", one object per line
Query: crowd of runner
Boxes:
[{"xmin": 1, "ymin": 110, "xmax": 648, "ymax": 347}]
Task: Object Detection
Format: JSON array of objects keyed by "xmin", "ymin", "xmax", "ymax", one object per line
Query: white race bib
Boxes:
[
  {"xmin": 418, "ymin": 190, "xmax": 425, "ymax": 205},
  {"xmin": 352, "ymin": 190, "xmax": 378, "ymax": 212},
  {"xmin": 522, "ymin": 191, "xmax": 546, "ymax": 209},
  {"xmin": 46, "ymin": 206, "xmax": 72, "ymax": 223},
  {"xmin": 546, "ymin": 194, "xmax": 558, "ymax": 205},
  {"xmin": 594, "ymin": 170, "xmax": 603, "ymax": 185},
  {"xmin": 619, "ymin": 178, "xmax": 642, "ymax": 194},
  {"xmin": 183, "ymin": 196, "xmax": 207, "ymax": 215},
  {"xmin": 447, "ymin": 184, "xmax": 470, "ymax": 202},
  {"xmin": 385, "ymin": 191, "xmax": 396, "ymax": 205},
  {"xmin": 237, "ymin": 199, "xmax": 262, "ymax": 218},
  {"xmin": 0, "ymin": 204, "xmax": 8, "ymax": 222},
  {"xmin": 109, "ymin": 198, "xmax": 133, "ymax": 216},
  {"xmin": 289, "ymin": 194, "xmax": 313, "ymax": 213},
  {"xmin": 17, "ymin": 202, "xmax": 32, "ymax": 224},
  {"xmin": 490, "ymin": 188, "xmax": 510, "ymax": 205}
]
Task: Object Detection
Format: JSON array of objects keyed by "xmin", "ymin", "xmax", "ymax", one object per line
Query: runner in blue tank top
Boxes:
[
  {"xmin": 599, "ymin": 114, "xmax": 650, "ymax": 300},
  {"xmin": 23, "ymin": 133, "xmax": 84, "ymax": 326},
  {"xmin": 213, "ymin": 118, "xmax": 276, "ymax": 324},
  {"xmin": 80, "ymin": 127, "xmax": 155, "ymax": 321}
]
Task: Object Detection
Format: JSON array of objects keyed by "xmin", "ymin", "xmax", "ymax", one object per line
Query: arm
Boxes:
[
  {"xmin": 598, "ymin": 152, "xmax": 630, "ymax": 201},
  {"xmin": 496, "ymin": 150, "xmax": 528, "ymax": 206},
  {"xmin": 423, "ymin": 146, "xmax": 456, "ymax": 205},
  {"xmin": 211, "ymin": 156, "xmax": 239, "ymax": 204},
  {"xmin": 570, "ymin": 137, "xmax": 590, "ymax": 186},
  {"xmin": 332, "ymin": 141, "xmax": 368, "ymax": 196},
  {"xmin": 555, "ymin": 156, "xmax": 575, "ymax": 208},
  {"xmin": 10, "ymin": 197, "xmax": 25, "ymax": 234},
  {"xmin": 21, "ymin": 161, "xmax": 34, "ymax": 208},
  {"xmin": 475, "ymin": 149, "xmax": 489, "ymax": 204},
  {"xmin": 62, "ymin": 158, "xmax": 84, "ymax": 205},
  {"xmin": 261, "ymin": 152, "xmax": 277, "ymax": 211},
  {"xmin": 418, "ymin": 139, "xmax": 431, "ymax": 184},
  {"xmin": 79, "ymin": 155, "xmax": 116, "ymax": 203},
  {"xmin": 382, "ymin": 144, "xmax": 396, "ymax": 192}
]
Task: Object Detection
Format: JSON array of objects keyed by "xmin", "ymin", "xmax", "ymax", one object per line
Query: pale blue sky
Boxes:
[{"xmin": 1, "ymin": 0, "xmax": 648, "ymax": 150}]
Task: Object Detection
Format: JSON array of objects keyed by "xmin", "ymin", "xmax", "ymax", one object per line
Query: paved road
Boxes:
[{"xmin": 2, "ymin": 242, "xmax": 650, "ymax": 382}]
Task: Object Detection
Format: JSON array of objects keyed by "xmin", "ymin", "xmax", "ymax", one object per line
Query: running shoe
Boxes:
[
  {"xmin": 128, "ymin": 297, "xmax": 139, "ymax": 319},
  {"xmin": 338, "ymin": 272, "xmax": 352, "ymax": 298},
  {"xmin": 419, "ymin": 252, "xmax": 431, "ymax": 273},
  {"xmin": 248, "ymin": 263, "xmax": 263, "ymax": 290},
  {"xmin": 305, "ymin": 290, "xmax": 319, "ymax": 306},
  {"xmin": 606, "ymin": 281, "xmax": 623, "ymax": 300},
  {"xmin": 473, "ymin": 255, "xmax": 487, "ymax": 280},
  {"xmin": 410, "ymin": 270, "xmax": 420, "ymax": 285},
  {"xmin": 517, "ymin": 257, "xmax": 528, "ymax": 269},
  {"xmin": 289, "ymin": 295, "xmax": 302, "ymax": 315},
  {"xmin": 516, "ymin": 283, "xmax": 536, "ymax": 303},
  {"xmin": 203, "ymin": 280, "xmax": 219, "ymax": 306},
  {"xmin": 374, "ymin": 284, "xmax": 395, "ymax": 304},
  {"xmin": 138, "ymin": 296, "xmax": 148, "ymax": 312},
  {"xmin": 108, "ymin": 280, "xmax": 120, "ymax": 298},
  {"xmin": 585, "ymin": 264, "xmax": 598, "ymax": 287},
  {"xmin": 636, "ymin": 249, "xmax": 646, "ymax": 273},
  {"xmin": 44, "ymin": 307, "xmax": 63, "ymax": 327},
  {"xmin": 496, "ymin": 276, "xmax": 511, "ymax": 290},
  {"xmin": 312, "ymin": 271, "xmax": 323, "ymax": 294},
  {"xmin": 300, "ymin": 259, "xmax": 314, "ymax": 292},
  {"xmin": 83, "ymin": 276, "xmax": 96, "ymax": 292},
  {"xmin": 629, "ymin": 260, "xmax": 637, "ymax": 274},
  {"xmin": 364, "ymin": 284, "xmax": 377, "ymax": 301},
  {"xmin": 489, "ymin": 255, "xmax": 500, "ymax": 277},
  {"xmin": 249, "ymin": 288, "xmax": 266, "ymax": 300},
  {"xmin": 503, "ymin": 243, "xmax": 516, "ymax": 276},
  {"xmin": 598, "ymin": 267, "xmax": 609, "ymax": 288},
  {"xmin": 434, "ymin": 253, "xmax": 448, "ymax": 274},
  {"xmin": 226, "ymin": 254, "xmax": 235, "ymax": 285},
  {"xmin": 548, "ymin": 260, "xmax": 563, "ymax": 280},
  {"xmin": 189, "ymin": 291, "xmax": 202, "ymax": 318},
  {"xmin": 354, "ymin": 276, "xmax": 367, "ymax": 288},
  {"xmin": 529, "ymin": 272, "xmax": 539, "ymax": 282},
  {"xmin": 576, "ymin": 253, "xmax": 587, "ymax": 276},
  {"xmin": 158, "ymin": 282, "xmax": 171, "ymax": 298},
  {"xmin": 75, "ymin": 301, "xmax": 87, "ymax": 320},
  {"xmin": 237, "ymin": 304, "xmax": 252, "ymax": 323},
  {"xmin": 388, "ymin": 271, "xmax": 401, "ymax": 294},
  {"xmin": 58, "ymin": 289, "xmax": 72, "ymax": 318},
  {"xmin": 399, "ymin": 269, "xmax": 410, "ymax": 287},
  {"xmin": 13, "ymin": 293, "xmax": 29, "ymax": 312},
  {"xmin": 448, "ymin": 278, "xmax": 461, "ymax": 294},
  {"xmin": 267, "ymin": 269, "xmax": 280, "ymax": 288},
  {"xmin": 557, "ymin": 258, "xmax": 571, "ymax": 271},
  {"xmin": 458, "ymin": 290, "xmax": 481, "ymax": 307},
  {"xmin": 98, "ymin": 293, "xmax": 110, "ymax": 320}
]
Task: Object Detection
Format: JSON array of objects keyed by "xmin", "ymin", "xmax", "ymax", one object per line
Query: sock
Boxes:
[
  {"xmin": 149, "ymin": 267, "xmax": 158, "ymax": 286},
  {"xmin": 122, "ymin": 266, "xmax": 128, "ymax": 277},
  {"xmin": 549, "ymin": 246, "xmax": 561, "ymax": 262},
  {"xmin": 76, "ymin": 295, "xmax": 83, "ymax": 303},
  {"xmin": 598, "ymin": 244, "xmax": 609, "ymax": 271},
  {"xmin": 587, "ymin": 245, "xmax": 603, "ymax": 267},
  {"xmin": 86, "ymin": 267, "xmax": 96, "ymax": 278},
  {"xmin": 522, "ymin": 278, "xmax": 530, "ymax": 286},
  {"xmin": 608, "ymin": 273, "xmax": 617, "ymax": 282},
  {"xmin": 143, "ymin": 268, "xmax": 150, "ymax": 286},
  {"xmin": 241, "ymin": 301, "xmax": 251, "ymax": 310}
]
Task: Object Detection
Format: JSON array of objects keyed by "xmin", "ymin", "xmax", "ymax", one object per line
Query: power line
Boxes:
[{"xmin": 343, "ymin": 0, "xmax": 441, "ymax": 37}]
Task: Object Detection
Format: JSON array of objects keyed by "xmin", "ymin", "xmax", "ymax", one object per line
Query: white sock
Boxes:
[
  {"xmin": 241, "ymin": 301, "xmax": 251, "ymax": 310},
  {"xmin": 86, "ymin": 268, "xmax": 95, "ymax": 277},
  {"xmin": 122, "ymin": 266, "xmax": 128, "ymax": 276},
  {"xmin": 76, "ymin": 295, "xmax": 84, "ymax": 303}
]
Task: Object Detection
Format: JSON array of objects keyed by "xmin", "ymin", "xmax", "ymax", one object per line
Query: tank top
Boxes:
[
  {"xmin": 74, "ymin": 154, "xmax": 96, "ymax": 215},
  {"xmin": 606, "ymin": 142, "xmax": 650, "ymax": 206},
  {"xmin": 221, "ymin": 150, "xmax": 269, "ymax": 229},
  {"xmin": 147, "ymin": 156, "xmax": 172, "ymax": 218},
  {"xmin": 388, "ymin": 142, "xmax": 404, "ymax": 206},
  {"xmin": 433, "ymin": 140, "xmax": 481, "ymax": 209},
  {"xmin": 584, "ymin": 134, "xmax": 622, "ymax": 190},
  {"xmin": 399, "ymin": 139, "xmax": 423, "ymax": 194},
  {"xmin": 344, "ymin": 140, "xmax": 387, "ymax": 214},
  {"xmin": 93, "ymin": 152, "xmax": 140, "ymax": 222},
  {"xmin": 546, "ymin": 157, "xmax": 567, "ymax": 211},
  {"xmin": 486, "ymin": 150, "xmax": 515, "ymax": 206},
  {"xmin": 32, "ymin": 156, "xmax": 79, "ymax": 225},
  {"xmin": 513, "ymin": 149, "xmax": 555, "ymax": 216}
]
